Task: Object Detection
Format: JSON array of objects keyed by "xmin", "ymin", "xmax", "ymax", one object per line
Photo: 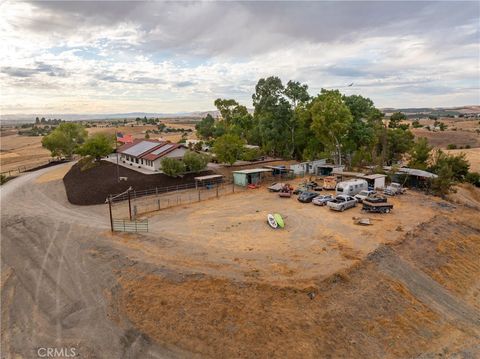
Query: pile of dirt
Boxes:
[
  {"xmin": 114, "ymin": 214, "xmax": 480, "ymax": 358},
  {"xmin": 63, "ymin": 161, "xmax": 213, "ymax": 205}
]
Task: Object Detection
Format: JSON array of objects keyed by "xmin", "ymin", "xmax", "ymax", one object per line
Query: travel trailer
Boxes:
[{"xmin": 335, "ymin": 179, "xmax": 368, "ymax": 196}]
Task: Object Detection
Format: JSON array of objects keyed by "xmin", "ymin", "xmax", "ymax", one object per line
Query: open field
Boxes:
[
  {"xmin": 88, "ymin": 123, "xmax": 196, "ymax": 143},
  {"xmin": 0, "ymin": 122, "xmax": 196, "ymax": 174},
  {"xmin": 0, "ymin": 134, "xmax": 51, "ymax": 173},
  {"xmin": 411, "ymin": 127, "xmax": 480, "ymax": 149},
  {"xmin": 2, "ymin": 165, "xmax": 479, "ymax": 357}
]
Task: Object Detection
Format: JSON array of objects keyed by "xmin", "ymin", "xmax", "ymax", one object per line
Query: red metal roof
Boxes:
[{"xmin": 117, "ymin": 140, "xmax": 186, "ymax": 161}]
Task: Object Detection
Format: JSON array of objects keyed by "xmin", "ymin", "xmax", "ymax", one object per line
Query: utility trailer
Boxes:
[{"xmin": 362, "ymin": 200, "xmax": 393, "ymax": 214}]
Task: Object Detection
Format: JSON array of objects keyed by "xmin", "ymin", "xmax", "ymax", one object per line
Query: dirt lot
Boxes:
[{"xmin": 2, "ymin": 165, "xmax": 480, "ymax": 358}]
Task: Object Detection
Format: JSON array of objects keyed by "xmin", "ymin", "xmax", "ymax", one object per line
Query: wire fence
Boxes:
[{"xmin": 109, "ymin": 179, "xmax": 246, "ymax": 219}]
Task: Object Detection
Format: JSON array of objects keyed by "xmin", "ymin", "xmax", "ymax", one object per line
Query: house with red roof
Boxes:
[{"xmin": 117, "ymin": 139, "xmax": 187, "ymax": 172}]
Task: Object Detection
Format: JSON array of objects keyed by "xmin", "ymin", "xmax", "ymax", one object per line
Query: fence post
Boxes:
[
  {"xmin": 157, "ymin": 199, "xmax": 160, "ymax": 210},
  {"xmin": 216, "ymin": 183, "xmax": 219, "ymax": 198},
  {"xmin": 156, "ymin": 187, "xmax": 158, "ymax": 196},
  {"xmin": 108, "ymin": 196, "xmax": 114, "ymax": 232},
  {"xmin": 198, "ymin": 189, "xmax": 201, "ymax": 202},
  {"xmin": 128, "ymin": 189, "xmax": 132, "ymax": 221}
]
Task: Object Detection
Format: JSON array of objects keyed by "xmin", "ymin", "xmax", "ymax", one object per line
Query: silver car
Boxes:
[{"xmin": 312, "ymin": 194, "xmax": 334, "ymax": 206}]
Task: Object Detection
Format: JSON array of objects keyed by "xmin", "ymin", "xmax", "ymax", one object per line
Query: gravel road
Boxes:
[{"xmin": 1, "ymin": 165, "xmax": 185, "ymax": 358}]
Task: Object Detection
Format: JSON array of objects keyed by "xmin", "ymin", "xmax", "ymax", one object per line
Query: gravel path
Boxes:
[{"xmin": 1, "ymin": 165, "xmax": 184, "ymax": 358}]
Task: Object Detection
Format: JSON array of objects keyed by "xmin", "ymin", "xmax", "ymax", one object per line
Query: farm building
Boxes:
[
  {"xmin": 117, "ymin": 139, "xmax": 187, "ymax": 172},
  {"xmin": 332, "ymin": 169, "xmax": 387, "ymax": 189},
  {"xmin": 290, "ymin": 159, "xmax": 328, "ymax": 175},
  {"xmin": 316, "ymin": 163, "xmax": 345, "ymax": 176},
  {"xmin": 233, "ymin": 168, "xmax": 272, "ymax": 186},
  {"xmin": 386, "ymin": 167, "xmax": 438, "ymax": 188},
  {"xmin": 362, "ymin": 174, "xmax": 387, "ymax": 189}
]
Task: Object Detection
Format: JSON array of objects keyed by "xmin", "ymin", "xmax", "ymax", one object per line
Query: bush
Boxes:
[
  {"xmin": 466, "ymin": 172, "xmax": 480, "ymax": 187},
  {"xmin": 465, "ymin": 144, "xmax": 471, "ymax": 149},
  {"xmin": 0, "ymin": 174, "xmax": 7, "ymax": 185},
  {"xmin": 183, "ymin": 151, "xmax": 209, "ymax": 172},
  {"xmin": 161, "ymin": 157, "xmax": 186, "ymax": 177},
  {"xmin": 447, "ymin": 144, "xmax": 457, "ymax": 150},
  {"xmin": 241, "ymin": 147, "xmax": 262, "ymax": 161}
]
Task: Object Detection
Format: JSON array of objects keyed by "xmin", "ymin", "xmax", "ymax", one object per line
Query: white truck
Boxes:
[
  {"xmin": 327, "ymin": 195, "xmax": 357, "ymax": 211},
  {"xmin": 335, "ymin": 179, "xmax": 368, "ymax": 196}
]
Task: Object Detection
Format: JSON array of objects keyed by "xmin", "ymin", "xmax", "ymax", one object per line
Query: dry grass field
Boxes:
[{"xmin": 0, "ymin": 122, "xmax": 196, "ymax": 174}]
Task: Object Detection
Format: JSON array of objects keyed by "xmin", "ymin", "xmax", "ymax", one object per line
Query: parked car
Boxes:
[
  {"xmin": 327, "ymin": 195, "xmax": 357, "ymax": 211},
  {"xmin": 293, "ymin": 186, "xmax": 307, "ymax": 195},
  {"xmin": 384, "ymin": 182, "xmax": 405, "ymax": 196},
  {"xmin": 297, "ymin": 191, "xmax": 319, "ymax": 203},
  {"xmin": 278, "ymin": 184, "xmax": 293, "ymax": 198},
  {"xmin": 268, "ymin": 182, "xmax": 284, "ymax": 192},
  {"xmin": 354, "ymin": 190, "xmax": 377, "ymax": 203},
  {"xmin": 312, "ymin": 194, "xmax": 334, "ymax": 206}
]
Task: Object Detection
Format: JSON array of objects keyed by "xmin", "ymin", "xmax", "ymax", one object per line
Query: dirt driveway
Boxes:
[{"xmin": 1, "ymin": 166, "xmax": 479, "ymax": 358}]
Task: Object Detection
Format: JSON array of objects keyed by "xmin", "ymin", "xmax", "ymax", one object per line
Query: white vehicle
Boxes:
[
  {"xmin": 354, "ymin": 190, "xmax": 377, "ymax": 203},
  {"xmin": 335, "ymin": 179, "xmax": 368, "ymax": 196},
  {"xmin": 384, "ymin": 182, "xmax": 406, "ymax": 196},
  {"xmin": 327, "ymin": 195, "xmax": 357, "ymax": 211}
]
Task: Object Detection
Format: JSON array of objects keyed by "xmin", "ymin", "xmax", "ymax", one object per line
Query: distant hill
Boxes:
[{"xmin": 1, "ymin": 106, "xmax": 477, "ymax": 125}]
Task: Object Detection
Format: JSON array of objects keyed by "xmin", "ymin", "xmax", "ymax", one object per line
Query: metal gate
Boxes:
[{"xmin": 112, "ymin": 219, "xmax": 148, "ymax": 233}]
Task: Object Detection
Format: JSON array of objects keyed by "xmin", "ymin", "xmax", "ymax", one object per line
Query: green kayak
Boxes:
[{"xmin": 274, "ymin": 213, "xmax": 285, "ymax": 228}]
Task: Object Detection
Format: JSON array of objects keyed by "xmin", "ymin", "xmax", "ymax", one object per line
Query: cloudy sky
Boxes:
[{"xmin": 1, "ymin": 1, "xmax": 479, "ymax": 115}]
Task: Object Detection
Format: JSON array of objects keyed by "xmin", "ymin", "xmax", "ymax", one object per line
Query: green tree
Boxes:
[
  {"xmin": 213, "ymin": 134, "xmax": 244, "ymax": 165},
  {"xmin": 252, "ymin": 76, "xmax": 294, "ymax": 157},
  {"xmin": 77, "ymin": 133, "xmax": 114, "ymax": 161},
  {"xmin": 466, "ymin": 172, "xmax": 480, "ymax": 187},
  {"xmin": 385, "ymin": 128, "xmax": 414, "ymax": 164},
  {"xmin": 183, "ymin": 151, "xmax": 209, "ymax": 172},
  {"xmin": 310, "ymin": 89, "xmax": 353, "ymax": 165},
  {"xmin": 41, "ymin": 122, "xmax": 87, "ymax": 159},
  {"xmin": 284, "ymin": 80, "xmax": 310, "ymax": 109},
  {"xmin": 408, "ymin": 137, "xmax": 432, "ymax": 170},
  {"xmin": 431, "ymin": 160, "xmax": 454, "ymax": 197},
  {"xmin": 430, "ymin": 150, "xmax": 469, "ymax": 181},
  {"xmin": 195, "ymin": 114, "xmax": 216, "ymax": 140},
  {"xmin": 389, "ymin": 112, "xmax": 407, "ymax": 128},
  {"xmin": 161, "ymin": 157, "xmax": 186, "ymax": 177}
]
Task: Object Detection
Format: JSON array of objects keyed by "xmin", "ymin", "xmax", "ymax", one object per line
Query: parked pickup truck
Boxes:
[
  {"xmin": 384, "ymin": 182, "xmax": 406, "ymax": 196},
  {"xmin": 327, "ymin": 195, "xmax": 357, "ymax": 211}
]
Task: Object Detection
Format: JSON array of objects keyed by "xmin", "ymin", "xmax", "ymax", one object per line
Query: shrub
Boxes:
[
  {"xmin": 447, "ymin": 144, "xmax": 457, "ymax": 150},
  {"xmin": 183, "ymin": 151, "xmax": 209, "ymax": 172},
  {"xmin": 466, "ymin": 172, "xmax": 480, "ymax": 187},
  {"xmin": 161, "ymin": 157, "xmax": 186, "ymax": 177},
  {"xmin": 241, "ymin": 147, "xmax": 262, "ymax": 161}
]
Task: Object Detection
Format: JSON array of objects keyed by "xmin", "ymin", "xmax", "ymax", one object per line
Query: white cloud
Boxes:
[{"xmin": 1, "ymin": 1, "xmax": 479, "ymax": 114}]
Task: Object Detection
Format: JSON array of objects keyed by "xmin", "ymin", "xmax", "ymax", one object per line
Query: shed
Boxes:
[
  {"xmin": 290, "ymin": 159, "xmax": 328, "ymax": 175},
  {"xmin": 233, "ymin": 168, "xmax": 272, "ymax": 186},
  {"xmin": 317, "ymin": 164, "xmax": 345, "ymax": 176},
  {"xmin": 361, "ymin": 174, "xmax": 386, "ymax": 189},
  {"xmin": 194, "ymin": 174, "xmax": 224, "ymax": 189}
]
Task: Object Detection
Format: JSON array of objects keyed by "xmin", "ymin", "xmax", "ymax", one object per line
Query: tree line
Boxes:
[{"xmin": 196, "ymin": 76, "xmax": 478, "ymax": 193}]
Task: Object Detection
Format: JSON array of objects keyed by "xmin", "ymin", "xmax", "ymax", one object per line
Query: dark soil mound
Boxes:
[
  {"xmin": 25, "ymin": 159, "xmax": 69, "ymax": 172},
  {"xmin": 63, "ymin": 161, "xmax": 213, "ymax": 205}
]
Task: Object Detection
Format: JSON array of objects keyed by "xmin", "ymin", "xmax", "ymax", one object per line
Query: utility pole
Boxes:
[{"xmin": 108, "ymin": 196, "xmax": 114, "ymax": 232}]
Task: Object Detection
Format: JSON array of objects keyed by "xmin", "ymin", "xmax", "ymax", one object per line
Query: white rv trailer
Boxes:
[{"xmin": 335, "ymin": 179, "xmax": 368, "ymax": 196}]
